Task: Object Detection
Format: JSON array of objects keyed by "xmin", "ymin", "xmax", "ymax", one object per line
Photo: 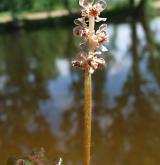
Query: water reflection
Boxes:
[{"xmin": 0, "ymin": 16, "xmax": 160, "ymax": 165}]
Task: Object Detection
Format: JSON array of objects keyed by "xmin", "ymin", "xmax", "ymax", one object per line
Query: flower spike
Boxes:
[{"xmin": 72, "ymin": 0, "xmax": 109, "ymax": 74}]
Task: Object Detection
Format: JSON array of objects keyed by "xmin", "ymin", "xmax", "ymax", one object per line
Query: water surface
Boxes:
[{"xmin": 0, "ymin": 16, "xmax": 160, "ymax": 165}]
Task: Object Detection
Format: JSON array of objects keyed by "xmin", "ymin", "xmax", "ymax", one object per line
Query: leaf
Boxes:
[
  {"xmin": 23, "ymin": 160, "xmax": 34, "ymax": 165},
  {"xmin": 105, "ymin": 54, "xmax": 113, "ymax": 62},
  {"xmin": 15, "ymin": 159, "xmax": 25, "ymax": 165},
  {"xmin": 32, "ymin": 148, "xmax": 46, "ymax": 160},
  {"xmin": 7, "ymin": 157, "xmax": 17, "ymax": 165}
]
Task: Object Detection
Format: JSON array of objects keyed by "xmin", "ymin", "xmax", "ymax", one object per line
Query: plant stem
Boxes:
[
  {"xmin": 88, "ymin": 16, "xmax": 95, "ymax": 52},
  {"xmin": 83, "ymin": 70, "xmax": 92, "ymax": 165},
  {"xmin": 89, "ymin": 16, "xmax": 95, "ymax": 33},
  {"xmin": 83, "ymin": 15, "xmax": 95, "ymax": 165}
]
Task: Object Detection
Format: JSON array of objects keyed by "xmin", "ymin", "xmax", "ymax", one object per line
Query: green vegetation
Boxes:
[
  {"xmin": 0, "ymin": 0, "xmax": 154, "ymax": 27},
  {"xmin": 0, "ymin": 0, "xmax": 78, "ymax": 13},
  {"xmin": 7, "ymin": 148, "xmax": 62, "ymax": 165},
  {"xmin": 0, "ymin": 0, "xmax": 151, "ymax": 14}
]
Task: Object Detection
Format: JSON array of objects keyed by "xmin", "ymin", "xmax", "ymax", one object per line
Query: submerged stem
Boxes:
[{"xmin": 83, "ymin": 70, "xmax": 92, "ymax": 165}]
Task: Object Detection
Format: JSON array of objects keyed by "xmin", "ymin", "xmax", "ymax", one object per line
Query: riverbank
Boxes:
[
  {"xmin": 0, "ymin": 9, "xmax": 73, "ymax": 24},
  {"xmin": 0, "ymin": 2, "xmax": 158, "ymax": 32}
]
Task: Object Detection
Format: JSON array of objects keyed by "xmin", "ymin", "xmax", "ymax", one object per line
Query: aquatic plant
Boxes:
[
  {"xmin": 72, "ymin": 0, "xmax": 109, "ymax": 164},
  {"xmin": 7, "ymin": 148, "xmax": 62, "ymax": 165}
]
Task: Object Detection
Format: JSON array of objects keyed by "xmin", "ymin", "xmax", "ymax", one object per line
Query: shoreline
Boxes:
[{"xmin": 0, "ymin": 4, "xmax": 159, "ymax": 32}]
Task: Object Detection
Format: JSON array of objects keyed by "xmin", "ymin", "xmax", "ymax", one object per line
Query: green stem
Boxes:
[{"xmin": 83, "ymin": 70, "xmax": 92, "ymax": 165}]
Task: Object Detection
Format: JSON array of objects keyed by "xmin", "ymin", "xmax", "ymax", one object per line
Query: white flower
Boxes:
[
  {"xmin": 74, "ymin": 17, "xmax": 87, "ymax": 27},
  {"xmin": 80, "ymin": 0, "xmax": 107, "ymax": 19},
  {"xmin": 73, "ymin": 26, "xmax": 89, "ymax": 37},
  {"xmin": 72, "ymin": 52, "xmax": 106, "ymax": 74}
]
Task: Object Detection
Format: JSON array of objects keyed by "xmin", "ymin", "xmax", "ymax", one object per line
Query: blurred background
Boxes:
[{"xmin": 0, "ymin": 0, "xmax": 160, "ymax": 164}]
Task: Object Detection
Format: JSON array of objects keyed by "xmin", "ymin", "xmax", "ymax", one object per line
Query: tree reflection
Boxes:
[
  {"xmin": 0, "ymin": 15, "xmax": 160, "ymax": 165},
  {"xmin": 141, "ymin": 15, "xmax": 160, "ymax": 84},
  {"xmin": 56, "ymin": 15, "xmax": 160, "ymax": 165},
  {"xmin": 60, "ymin": 16, "xmax": 160, "ymax": 165},
  {"xmin": 95, "ymin": 17, "xmax": 160, "ymax": 165},
  {"xmin": 0, "ymin": 28, "xmax": 68, "ymax": 164}
]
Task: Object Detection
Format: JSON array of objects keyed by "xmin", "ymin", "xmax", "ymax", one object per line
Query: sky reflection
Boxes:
[{"xmin": 0, "ymin": 16, "xmax": 160, "ymax": 165}]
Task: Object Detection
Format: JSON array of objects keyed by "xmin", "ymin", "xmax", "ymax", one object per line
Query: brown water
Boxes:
[{"xmin": 0, "ymin": 16, "xmax": 160, "ymax": 165}]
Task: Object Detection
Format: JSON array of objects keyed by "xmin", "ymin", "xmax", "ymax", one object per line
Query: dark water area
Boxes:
[{"xmin": 0, "ymin": 15, "xmax": 160, "ymax": 165}]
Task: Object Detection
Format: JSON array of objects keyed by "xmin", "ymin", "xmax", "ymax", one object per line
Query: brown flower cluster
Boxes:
[{"xmin": 72, "ymin": 0, "xmax": 109, "ymax": 74}]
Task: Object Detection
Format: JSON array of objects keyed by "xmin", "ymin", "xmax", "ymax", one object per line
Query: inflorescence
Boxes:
[{"xmin": 72, "ymin": 0, "xmax": 109, "ymax": 74}]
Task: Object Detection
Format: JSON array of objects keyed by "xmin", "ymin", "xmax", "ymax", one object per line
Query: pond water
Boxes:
[{"xmin": 0, "ymin": 15, "xmax": 160, "ymax": 165}]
